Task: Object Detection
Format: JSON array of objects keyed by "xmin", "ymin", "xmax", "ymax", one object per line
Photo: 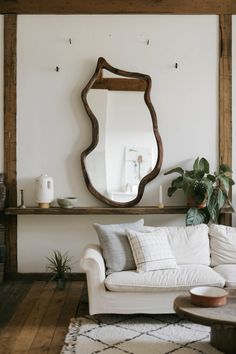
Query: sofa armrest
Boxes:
[{"xmin": 80, "ymin": 244, "xmax": 106, "ymax": 283}]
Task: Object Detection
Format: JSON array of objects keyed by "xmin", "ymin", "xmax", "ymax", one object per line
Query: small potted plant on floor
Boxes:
[
  {"xmin": 46, "ymin": 250, "xmax": 72, "ymax": 289},
  {"xmin": 164, "ymin": 157, "xmax": 234, "ymax": 225}
]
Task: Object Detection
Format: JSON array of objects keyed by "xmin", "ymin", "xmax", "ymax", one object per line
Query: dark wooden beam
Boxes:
[
  {"xmin": 219, "ymin": 14, "xmax": 232, "ymax": 226},
  {"xmin": 0, "ymin": 0, "xmax": 236, "ymax": 15},
  {"xmin": 92, "ymin": 78, "xmax": 146, "ymax": 91},
  {"xmin": 219, "ymin": 15, "xmax": 232, "ymax": 167},
  {"xmin": 4, "ymin": 14, "xmax": 17, "ymax": 273}
]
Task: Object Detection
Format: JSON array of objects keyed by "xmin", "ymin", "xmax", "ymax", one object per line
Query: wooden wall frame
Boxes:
[
  {"xmin": 4, "ymin": 15, "xmax": 17, "ymax": 274},
  {"xmin": 219, "ymin": 14, "xmax": 232, "ymax": 226},
  {"xmin": 1, "ymin": 2, "xmax": 233, "ymax": 273},
  {"xmin": 0, "ymin": 1, "xmax": 236, "ymax": 15}
]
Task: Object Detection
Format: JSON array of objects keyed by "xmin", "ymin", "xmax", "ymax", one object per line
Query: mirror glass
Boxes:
[
  {"xmin": 86, "ymin": 84, "xmax": 157, "ymax": 202},
  {"xmin": 81, "ymin": 58, "xmax": 163, "ymax": 206}
]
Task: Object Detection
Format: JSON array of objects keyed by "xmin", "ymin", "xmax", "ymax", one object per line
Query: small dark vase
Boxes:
[
  {"xmin": 0, "ymin": 174, "xmax": 6, "ymax": 210},
  {"xmin": 57, "ymin": 278, "xmax": 66, "ymax": 290}
]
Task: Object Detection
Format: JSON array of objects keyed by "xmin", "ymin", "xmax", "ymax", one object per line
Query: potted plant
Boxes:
[
  {"xmin": 164, "ymin": 157, "xmax": 234, "ymax": 225},
  {"xmin": 46, "ymin": 250, "xmax": 72, "ymax": 289}
]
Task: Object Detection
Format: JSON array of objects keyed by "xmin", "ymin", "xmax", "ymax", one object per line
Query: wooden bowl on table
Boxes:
[{"xmin": 189, "ymin": 286, "xmax": 228, "ymax": 307}]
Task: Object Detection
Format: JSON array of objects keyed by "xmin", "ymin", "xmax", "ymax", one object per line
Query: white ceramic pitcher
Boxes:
[{"xmin": 35, "ymin": 174, "xmax": 54, "ymax": 208}]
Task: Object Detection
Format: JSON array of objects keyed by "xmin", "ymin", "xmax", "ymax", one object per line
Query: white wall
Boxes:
[{"xmin": 2, "ymin": 15, "xmax": 219, "ymax": 272}]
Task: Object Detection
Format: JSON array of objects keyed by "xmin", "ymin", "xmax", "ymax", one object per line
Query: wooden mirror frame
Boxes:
[{"xmin": 81, "ymin": 57, "xmax": 163, "ymax": 207}]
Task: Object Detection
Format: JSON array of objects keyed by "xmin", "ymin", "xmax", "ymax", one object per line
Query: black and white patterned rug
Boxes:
[{"xmin": 61, "ymin": 314, "xmax": 223, "ymax": 354}]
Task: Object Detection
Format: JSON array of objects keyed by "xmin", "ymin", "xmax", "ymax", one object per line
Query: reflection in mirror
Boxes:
[
  {"xmin": 86, "ymin": 88, "xmax": 157, "ymax": 202},
  {"xmin": 81, "ymin": 57, "xmax": 163, "ymax": 207}
]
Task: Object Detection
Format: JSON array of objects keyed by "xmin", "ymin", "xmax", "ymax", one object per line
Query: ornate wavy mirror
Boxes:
[{"xmin": 81, "ymin": 57, "xmax": 163, "ymax": 207}]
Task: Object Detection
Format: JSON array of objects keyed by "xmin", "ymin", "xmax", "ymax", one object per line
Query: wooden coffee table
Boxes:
[{"xmin": 174, "ymin": 290, "xmax": 236, "ymax": 354}]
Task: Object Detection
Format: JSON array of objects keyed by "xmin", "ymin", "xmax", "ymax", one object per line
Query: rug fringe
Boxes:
[{"xmin": 61, "ymin": 318, "xmax": 81, "ymax": 354}]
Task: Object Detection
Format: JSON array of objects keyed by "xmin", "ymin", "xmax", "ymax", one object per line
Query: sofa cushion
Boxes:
[
  {"xmin": 105, "ymin": 264, "xmax": 225, "ymax": 292},
  {"xmin": 127, "ymin": 229, "xmax": 177, "ymax": 272},
  {"xmin": 144, "ymin": 224, "xmax": 210, "ymax": 265},
  {"xmin": 93, "ymin": 219, "xmax": 144, "ymax": 275},
  {"xmin": 213, "ymin": 264, "xmax": 236, "ymax": 288},
  {"xmin": 209, "ymin": 224, "xmax": 236, "ymax": 266}
]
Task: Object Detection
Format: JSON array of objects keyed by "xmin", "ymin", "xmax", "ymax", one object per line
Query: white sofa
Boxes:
[{"xmin": 80, "ymin": 223, "xmax": 236, "ymax": 315}]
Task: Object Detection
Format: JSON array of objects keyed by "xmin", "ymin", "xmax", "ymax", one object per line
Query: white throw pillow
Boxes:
[
  {"xmin": 209, "ymin": 224, "xmax": 236, "ymax": 266},
  {"xmin": 143, "ymin": 224, "xmax": 210, "ymax": 266},
  {"xmin": 127, "ymin": 229, "xmax": 177, "ymax": 272}
]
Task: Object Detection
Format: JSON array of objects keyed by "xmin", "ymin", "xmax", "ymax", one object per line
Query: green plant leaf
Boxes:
[
  {"xmin": 228, "ymin": 177, "xmax": 235, "ymax": 185},
  {"xmin": 195, "ymin": 170, "xmax": 205, "ymax": 179},
  {"xmin": 219, "ymin": 164, "xmax": 232, "ymax": 173},
  {"xmin": 185, "ymin": 170, "xmax": 195, "ymax": 178},
  {"xmin": 167, "ymin": 187, "xmax": 177, "ymax": 197},
  {"xmin": 199, "ymin": 158, "xmax": 209, "ymax": 173},
  {"xmin": 207, "ymin": 174, "xmax": 216, "ymax": 182},
  {"xmin": 171, "ymin": 176, "xmax": 183, "ymax": 189},
  {"xmin": 164, "ymin": 167, "xmax": 184, "ymax": 176},
  {"xmin": 186, "ymin": 207, "xmax": 210, "ymax": 226},
  {"xmin": 193, "ymin": 157, "xmax": 199, "ymax": 172},
  {"xmin": 182, "ymin": 176, "xmax": 198, "ymax": 198},
  {"xmin": 207, "ymin": 188, "xmax": 226, "ymax": 223},
  {"xmin": 217, "ymin": 175, "xmax": 230, "ymax": 194},
  {"xmin": 46, "ymin": 250, "xmax": 72, "ymax": 280},
  {"xmin": 202, "ymin": 178, "xmax": 213, "ymax": 203},
  {"xmin": 217, "ymin": 189, "xmax": 227, "ymax": 210}
]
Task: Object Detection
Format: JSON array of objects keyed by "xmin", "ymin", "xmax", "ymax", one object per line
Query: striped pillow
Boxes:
[{"xmin": 127, "ymin": 229, "xmax": 177, "ymax": 272}]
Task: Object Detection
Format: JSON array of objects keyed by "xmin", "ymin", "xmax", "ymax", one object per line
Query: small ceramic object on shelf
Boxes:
[
  {"xmin": 189, "ymin": 286, "xmax": 228, "ymax": 307},
  {"xmin": 157, "ymin": 185, "xmax": 164, "ymax": 208},
  {"xmin": 35, "ymin": 174, "xmax": 54, "ymax": 208},
  {"xmin": 19, "ymin": 189, "xmax": 26, "ymax": 208},
  {"xmin": 57, "ymin": 197, "xmax": 78, "ymax": 208}
]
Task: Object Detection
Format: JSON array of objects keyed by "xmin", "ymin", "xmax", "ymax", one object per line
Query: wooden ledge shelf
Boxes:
[
  {"xmin": 5, "ymin": 206, "xmax": 188, "ymax": 215},
  {"xmin": 4, "ymin": 205, "xmax": 234, "ymax": 215}
]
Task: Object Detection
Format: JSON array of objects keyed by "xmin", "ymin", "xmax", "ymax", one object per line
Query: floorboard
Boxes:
[
  {"xmin": 48, "ymin": 282, "xmax": 84, "ymax": 354},
  {"xmin": 0, "ymin": 282, "xmax": 32, "ymax": 328},
  {"xmin": 0, "ymin": 280, "xmax": 85, "ymax": 354},
  {"xmin": 11, "ymin": 282, "xmax": 56, "ymax": 353},
  {"xmin": 29, "ymin": 282, "xmax": 71, "ymax": 353},
  {"xmin": 0, "ymin": 282, "xmax": 45, "ymax": 354}
]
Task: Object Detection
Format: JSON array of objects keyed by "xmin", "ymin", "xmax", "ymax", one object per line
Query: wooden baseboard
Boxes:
[{"xmin": 4, "ymin": 272, "xmax": 86, "ymax": 281}]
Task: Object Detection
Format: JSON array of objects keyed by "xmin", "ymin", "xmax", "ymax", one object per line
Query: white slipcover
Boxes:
[
  {"xmin": 214, "ymin": 264, "xmax": 236, "ymax": 288},
  {"xmin": 144, "ymin": 224, "xmax": 210, "ymax": 265},
  {"xmin": 105, "ymin": 264, "xmax": 225, "ymax": 292},
  {"xmin": 209, "ymin": 224, "xmax": 236, "ymax": 266},
  {"xmin": 80, "ymin": 223, "xmax": 236, "ymax": 315},
  {"xmin": 80, "ymin": 244, "xmax": 226, "ymax": 315}
]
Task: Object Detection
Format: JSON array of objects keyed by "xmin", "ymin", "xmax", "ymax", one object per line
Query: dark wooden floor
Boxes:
[{"xmin": 0, "ymin": 280, "xmax": 85, "ymax": 354}]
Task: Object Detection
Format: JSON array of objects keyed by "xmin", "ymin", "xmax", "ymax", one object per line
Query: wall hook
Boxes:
[
  {"xmin": 69, "ymin": 38, "xmax": 72, "ymax": 45},
  {"xmin": 147, "ymin": 39, "xmax": 150, "ymax": 46},
  {"xmin": 56, "ymin": 66, "xmax": 60, "ymax": 72},
  {"xmin": 175, "ymin": 63, "xmax": 178, "ymax": 69}
]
